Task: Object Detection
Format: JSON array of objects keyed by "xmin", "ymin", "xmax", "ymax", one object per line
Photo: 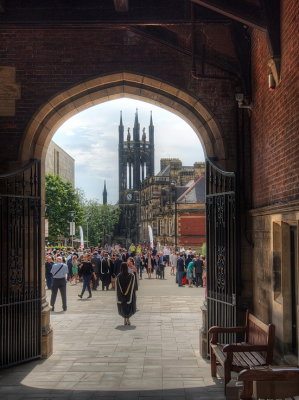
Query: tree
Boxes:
[
  {"xmin": 83, "ymin": 200, "xmax": 120, "ymax": 247},
  {"xmin": 45, "ymin": 174, "xmax": 84, "ymax": 243},
  {"xmin": 200, "ymin": 242, "xmax": 206, "ymax": 257}
]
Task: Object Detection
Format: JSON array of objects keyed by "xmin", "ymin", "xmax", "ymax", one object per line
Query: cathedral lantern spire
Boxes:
[
  {"xmin": 103, "ymin": 180, "xmax": 107, "ymax": 205},
  {"xmin": 133, "ymin": 108, "xmax": 140, "ymax": 141},
  {"xmin": 119, "ymin": 110, "xmax": 124, "ymax": 144},
  {"xmin": 127, "ymin": 127, "xmax": 131, "ymax": 142},
  {"xmin": 134, "ymin": 108, "xmax": 139, "ymax": 125}
]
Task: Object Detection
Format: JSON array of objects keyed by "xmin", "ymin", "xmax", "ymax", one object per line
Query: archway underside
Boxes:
[{"xmin": 20, "ymin": 72, "xmax": 227, "ymax": 167}]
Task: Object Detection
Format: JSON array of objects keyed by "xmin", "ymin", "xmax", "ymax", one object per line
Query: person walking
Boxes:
[
  {"xmin": 99, "ymin": 252, "xmax": 111, "ymax": 291},
  {"xmin": 146, "ymin": 251, "xmax": 153, "ymax": 279},
  {"xmin": 66, "ymin": 252, "xmax": 74, "ymax": 282},
  {"xmin": 70, "ymin": 254, "xmax": 79, "ymax": 285},
  {"xmin": 169, "ymin": 251, "xmax": 177, "ymax": 276},
  {"xmin": 194, "ymin": 254, "xmax": 204, "ymax": 287},
  {"xmin": 186, "ymin": 259, "xmax": 195, "ymax": 287},
  {"xmin": 158, "ymin": 253, "xmax": 166, "ymax": 279},
  {"xmin": 116, "ymin": 262, "xmax": 137, "ymax": 326},
  {"xmin": 78, "ymin": 254, "xmax": 94, "ymax": 299},
  {"xmin": 176, "ymin": 254, "xmax": 185, "ymax": 287},
  {"xmin": 45, "ymin": 255, "xmax": 54, "ymax": 290},
  {"xmin": 91, "ymin": 251, "xmax": 100, "ymax": 290},
  {"xmin": 50, "ymin": 256, "xmax": 69, "ymax": 312},
  {"xmin": 134, "ymin": 253, "xmax": 142, "ymax": 279}
]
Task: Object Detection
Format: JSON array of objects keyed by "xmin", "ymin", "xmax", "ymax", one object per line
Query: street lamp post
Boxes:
[
  {"xmin": 170, "ymin": 183, "xmax": 178, "ymax": 251},
  {"xmin": 70, "ymin": 211, "xmax": 75, "ymax": 248},
  {"xmin": 86, "ymin": 220, "xmax": 89, "ymax": 248},
  {"xmin": 85, "ymin": 213, "xmax": 91, "ymax": 249}
]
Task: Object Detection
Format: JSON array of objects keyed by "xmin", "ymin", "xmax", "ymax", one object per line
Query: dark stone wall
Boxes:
[{"xmin": 0, "ymin": 27, "xmax": 237, "ymax": 164}]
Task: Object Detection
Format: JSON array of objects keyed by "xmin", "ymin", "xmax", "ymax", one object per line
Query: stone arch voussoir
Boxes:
[{"xmin": 20, "ymin": 72, "xmax": 226, "ymax": 164}]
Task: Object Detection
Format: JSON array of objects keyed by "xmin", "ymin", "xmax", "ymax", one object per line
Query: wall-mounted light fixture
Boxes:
[
  {"xmin": 235, "ymin": 93, "xmax": 253, "ymax": 110},
  {"xmin": 268, "ymin": 72, "xmax": 276, "ymax": 91}
]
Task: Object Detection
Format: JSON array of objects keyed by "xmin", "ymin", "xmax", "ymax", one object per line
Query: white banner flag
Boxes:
[{"xmin": 148, "ymin": 225, "xmax": 154, "ymax": 249}]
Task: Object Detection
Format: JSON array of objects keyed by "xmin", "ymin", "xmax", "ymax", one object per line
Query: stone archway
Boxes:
[
  {"xmin": 19, "ymin": 72, "xmax": 227, "ymax": 166},
  {"xmin": 14, "ymin": 71, "xmax": 231, "ymax": 361}
]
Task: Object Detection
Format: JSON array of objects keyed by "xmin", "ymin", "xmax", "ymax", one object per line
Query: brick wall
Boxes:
[
  {"xmin": 0, "ymin": 27, "xmax": 237, "ymax": 164},
  {"xmin": 178, "ymin": 213, "xmax": 205, "ymax": 247},
  {"xmin": 251, "ymin": 0, "xmax": 299, "ymax": 208}
]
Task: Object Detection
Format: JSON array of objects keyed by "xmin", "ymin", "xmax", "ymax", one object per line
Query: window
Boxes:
[
  {"xmin": 159, "ymin": 219, "xmax": 163, "ymax": 236},
  {"xmin": 168, "ymin": 218, "xmax": 172, "ymax": 236}
]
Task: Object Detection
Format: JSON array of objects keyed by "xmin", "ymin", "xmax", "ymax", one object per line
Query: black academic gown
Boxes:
[
  {"xmin": 116, "ymin": 272, "xmax": 137, "ymax": 318},
  {"xmin": 99, "ymin": 258, "xmax": 111, "ymax": 287},
  {"xmin": 113, "ymin": 258, "xmax": 122, "ymax": 276}
]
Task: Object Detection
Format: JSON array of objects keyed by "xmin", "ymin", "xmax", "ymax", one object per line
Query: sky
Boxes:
[{"xmin": 52, "ymin": 98, "xmax": 205, "ymax": 204}]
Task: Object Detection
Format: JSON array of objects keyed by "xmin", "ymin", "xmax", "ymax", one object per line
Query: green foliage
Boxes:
[
  {"xmin": 200, "ymin": 242, "xmax": 206, "ymax": 257},
  {"xmin": 83, "ymin": 200, "xmax": 120, "ymax": 246},
  {"xmin": 45, "ymin": 174, "xmax": 84, "ymax": 242}
]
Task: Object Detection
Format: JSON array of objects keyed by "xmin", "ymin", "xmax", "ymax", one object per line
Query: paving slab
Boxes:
[{"xmin": 0, "ymin": 268, "xmax": 224, "ymax": 399}]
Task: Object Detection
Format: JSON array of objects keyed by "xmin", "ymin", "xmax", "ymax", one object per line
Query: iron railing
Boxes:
[{"xmin": 0, "ymin": 160, "xmax": 42, "ymax": 368}]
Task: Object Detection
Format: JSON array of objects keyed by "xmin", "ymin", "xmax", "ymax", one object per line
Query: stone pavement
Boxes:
[{"xmin": 0, "ymin": 268, "xmax": 225, "ymax": 400}]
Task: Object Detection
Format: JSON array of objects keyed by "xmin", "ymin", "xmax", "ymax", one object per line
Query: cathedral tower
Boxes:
[
  {"xmin": 117, "ymin": 111, "xmax": 155, "ymax": 244},
  {"xmin": 103, "ymin": 180, "xmax": 107, "ymax": 205}
]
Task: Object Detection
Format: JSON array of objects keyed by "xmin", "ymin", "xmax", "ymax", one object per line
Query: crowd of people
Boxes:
[{"xmin": 45, "ymin": 243, "xmax": 207, "ymax": 324}]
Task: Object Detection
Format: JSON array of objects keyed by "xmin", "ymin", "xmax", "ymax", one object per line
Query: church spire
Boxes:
[
  {"xmin": 119, "ymin": 110, "xmax": 124, "ymax": 144},
  {"xmin": 134, "ymin": 108, "xmax": 139, "ymax": 126},
  {"xmin": 103, "ymin": 180, "xmax": 107, "ymax": 205},
  {"xmin": 149, "ymin": 111, "xmax": 154, "ymax": 144},
  {"xmin": 133, "ymin": 108, "xmax": 140, "ymax": 141},
  {"xmin": 150, "ymin": 110, "xmax": 153, "ymax": 127}
]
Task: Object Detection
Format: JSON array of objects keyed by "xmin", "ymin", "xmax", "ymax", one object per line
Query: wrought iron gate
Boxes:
[
  {"xmin": 0, "ymin": 160, "xmax": 41, "ymax": 368},
  {"xmin": 206, "ymin": 158, "xmax": 238, "ymax": 343}
]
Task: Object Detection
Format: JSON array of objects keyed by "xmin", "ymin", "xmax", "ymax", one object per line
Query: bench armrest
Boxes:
[
  {"xmin": 209, "ymin": 326, "xmax": 246, "ymax": 344},
  {"xmin": 238, "ymin": 368, "xmax": 299, "ymax": 382},
  {"xmin": 209, "ymin": 326, "xmax": 246, "ymax": 334},
  {"xmin": 223, "ymin": 344, "xmax": 269, "ymax": 353}
]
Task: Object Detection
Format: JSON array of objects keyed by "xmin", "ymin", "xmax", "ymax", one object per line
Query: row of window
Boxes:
[{"xmin": 141, "ymin": 217, "xmax": 174, "ymax": 238}]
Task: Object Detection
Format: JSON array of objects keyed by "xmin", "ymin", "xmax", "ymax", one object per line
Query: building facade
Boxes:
[
  {"xmin": 117, "ymin": 110, "xmax": 155, "ymax": 244},
  {"xmin": 45, "ymin": 140, "xmax": 75, "ymax": 186},
  {"xmin": 139, "ymin": 158, "xmax": 205, "ymax": 250}
]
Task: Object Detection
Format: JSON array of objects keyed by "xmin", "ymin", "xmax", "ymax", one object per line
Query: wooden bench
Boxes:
[
  {"xmin": 238, "ymin": 366, "xmax": 299, "ymax": 399},
  {"xmin": 209, "ymin": 311, "xmax": 275, "ymax": 392}
]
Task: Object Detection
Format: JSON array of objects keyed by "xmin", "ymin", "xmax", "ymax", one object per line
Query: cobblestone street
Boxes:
[{"xmin": 0, "ymin": 268, "xmax": 224, "ymax": 399}]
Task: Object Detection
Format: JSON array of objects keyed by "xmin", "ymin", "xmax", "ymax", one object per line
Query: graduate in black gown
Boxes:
[
  {"xmin": 99, "ymin": 252, "xmax": 111, "ymax": 290},
  {"xmin": 116, "ymin": 262, "xmax": 137, "ymax": 326}
]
